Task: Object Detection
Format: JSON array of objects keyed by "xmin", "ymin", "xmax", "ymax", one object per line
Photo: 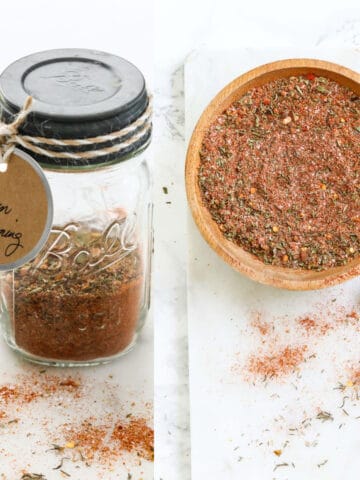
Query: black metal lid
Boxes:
[{"xmin": 0, "ymin": 49, "xmax": 151, "ymax": 168}]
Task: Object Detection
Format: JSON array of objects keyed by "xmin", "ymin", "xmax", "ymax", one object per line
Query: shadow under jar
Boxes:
[{"xmin": 0, "ymin": 49, "xmax": 152, "ymax": 366}]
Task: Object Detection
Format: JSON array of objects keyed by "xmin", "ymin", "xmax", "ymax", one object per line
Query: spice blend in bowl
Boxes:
[
  {"xmin": 200, "ymin": 74, "xmax": 359, "ymax": 270},
  {"xmin": 186, "ymin": 59, "xmax": 360, "ymax": 289}
]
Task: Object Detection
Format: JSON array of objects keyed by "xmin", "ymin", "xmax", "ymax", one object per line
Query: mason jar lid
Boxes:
[{"xmin": 0, "ymin": 49, "xmax": 151, "ymax": 168}]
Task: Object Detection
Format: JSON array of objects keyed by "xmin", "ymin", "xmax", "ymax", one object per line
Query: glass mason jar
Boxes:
[{"xmin": 0, "ymin": 49, "xmax": 152, "ymax": 366}]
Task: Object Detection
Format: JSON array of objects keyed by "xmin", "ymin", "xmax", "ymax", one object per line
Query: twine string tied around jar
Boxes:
[
  {"xmin": 0, "ymin": 95, "xmax": 152, "ymax": 168},
  {"xmin": 0, "ymin": 96, "xmax": 33, "ymax": 171}
]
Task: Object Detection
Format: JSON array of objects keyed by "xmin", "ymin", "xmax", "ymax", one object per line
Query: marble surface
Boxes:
[
  {"xmin": 185, "ymin": 49, "xmax": 360, "ymax": 479},
  {"xmin": 153, "ymin": 67, "xmax": 191, "ymax": 480}
]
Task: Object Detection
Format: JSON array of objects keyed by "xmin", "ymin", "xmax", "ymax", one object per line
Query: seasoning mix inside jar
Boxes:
[{"xmin": 0, "ymin": 49, "xmax": 152, "ymax": 366}]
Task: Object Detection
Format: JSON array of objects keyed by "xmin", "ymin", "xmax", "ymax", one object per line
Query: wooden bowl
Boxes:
[{"xmin": 185, "ymin": 59, "xmax": 360, "ymax": 290}]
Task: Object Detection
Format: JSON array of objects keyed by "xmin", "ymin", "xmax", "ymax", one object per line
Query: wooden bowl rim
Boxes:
[{"xmin": 185, "ymin": 58, "xmax": 360, "ymax": 290}]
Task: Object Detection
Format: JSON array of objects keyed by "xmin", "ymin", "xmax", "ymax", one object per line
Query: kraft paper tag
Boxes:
[{"xmin": 0, "ymin": 149, "xmax": 53, "ymax": 270}]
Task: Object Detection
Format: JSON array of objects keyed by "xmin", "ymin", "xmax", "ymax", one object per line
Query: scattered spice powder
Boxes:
[
  {"xmin": 251, "ymin": 311, "xmax": 271, "ymax": 336},
  {"xmin": 230, "ymin": 298, "xmax": 360, "ymax": 472},
  {"xmin": 297, "ymin": 315, "xmax": 332, "ymax": 335},
  {"xmin": 112, "ymin": 417, "xmax": 154, "ymax": 461},
  {"xmin": 247, "ymin": 345, "xmax": 307, "ymax": 379},
  {"xmin": 7, "ymin": 224, "xmax": 144, "ymax": 361},
  {"xmin": 0, "ymin": 374, "xmax": 81, "ymax": 405},
  {"xmin": 298, "ymin": 316, "xmax": 317, "ymax": 331},
  {"xmin": 62, "ymin": 419, "xmax": 108, "ymax": 461},
  {"xmin": 62, "ymin": 416, "xmax": 154, "ymax": 464},
  {"xmin": 199, "ymin": 74, "xmax": 360, "ymax": 270},
  {"xmin": 349, "ymin": 366, "xmax": 360, "ymax": 386},
  {"xmin": 0, "ymin": 371, "xmax": 153, "ymax": 475},
  {"xmin": 238, "ymin": 304, "xmax": 359, "ymax": 382}
]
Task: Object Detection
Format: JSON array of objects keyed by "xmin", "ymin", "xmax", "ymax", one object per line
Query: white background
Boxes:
[{"xmin": 0, "ymin": 0, "xmax": 153, "ymax": 79}]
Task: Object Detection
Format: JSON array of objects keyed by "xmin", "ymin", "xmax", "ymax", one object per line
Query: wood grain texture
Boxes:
[{"xmin": 185, "ymin": 59, "xmax": 360, "ymax": 290}]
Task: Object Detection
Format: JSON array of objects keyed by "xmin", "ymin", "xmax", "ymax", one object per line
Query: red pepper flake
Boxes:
[
  {"xmin": 59, "ymin": 379, "xmax": 80, "ymax": 388},
  {"xmin": 347, "ymin": 311, "xmax": 359, "ymax": 320},
  {"xmin": 247, "ymin": 345, "xmax": 307, "ymax": 379},
  {"xmin": 306, "ymin": 72, "xmax": 316, "ymax": 81}
]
